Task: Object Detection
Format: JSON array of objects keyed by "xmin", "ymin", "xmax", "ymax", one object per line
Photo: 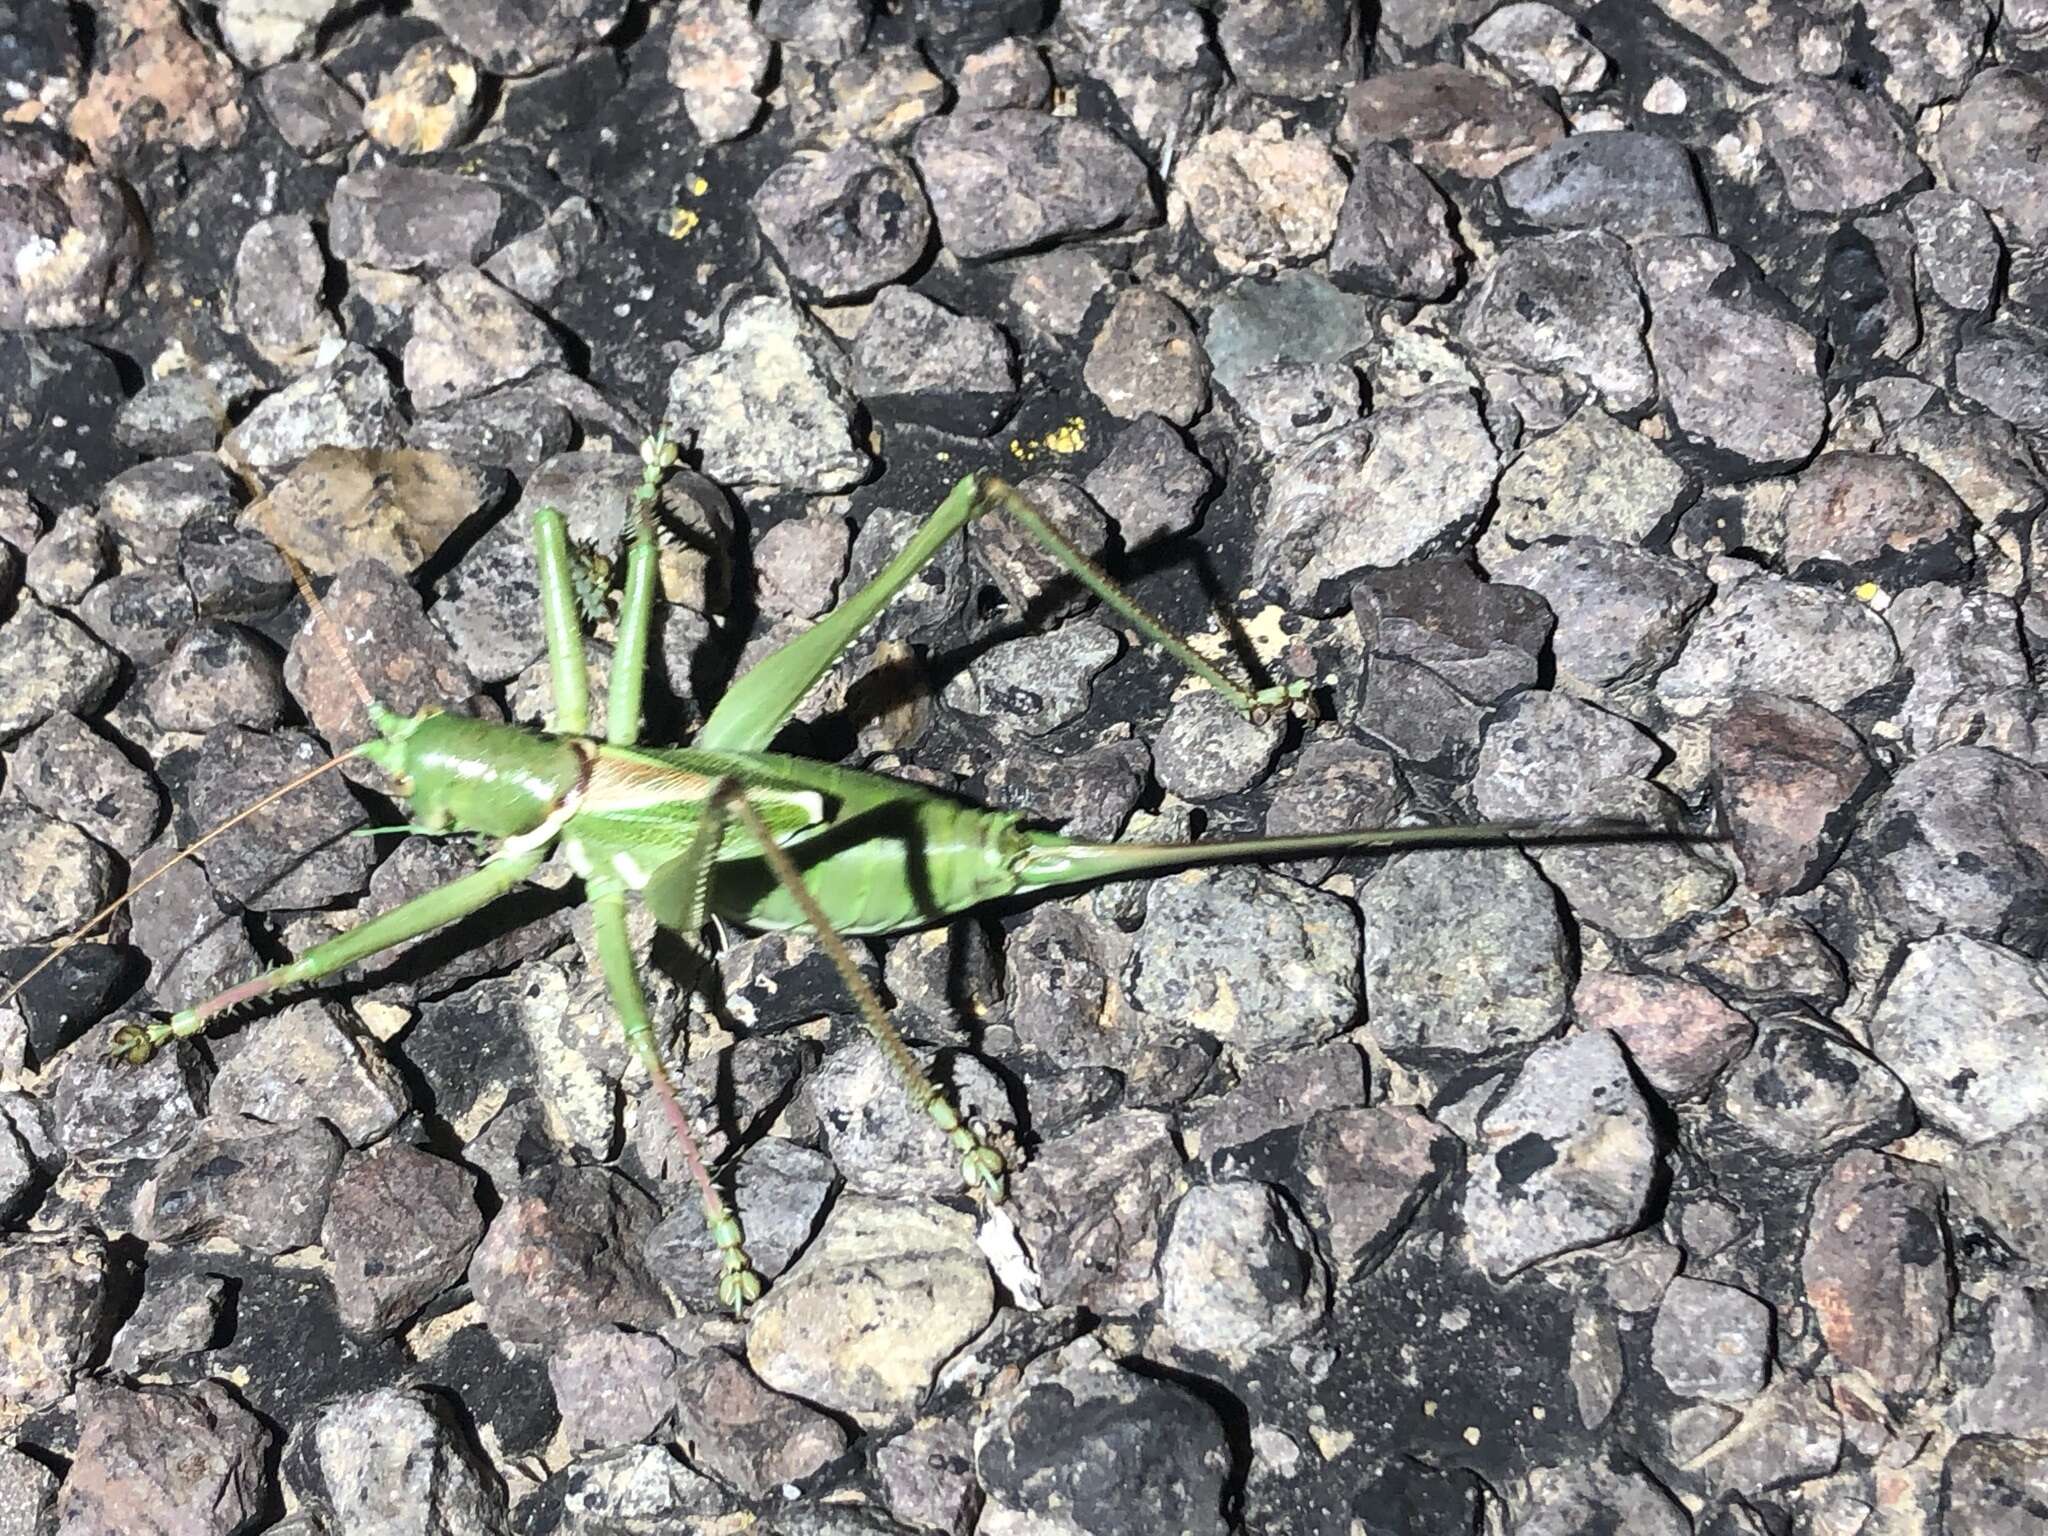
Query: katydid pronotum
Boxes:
[{"xmin": 8, "ymin": 430, "xmax": 1651, "ymax": 1313}]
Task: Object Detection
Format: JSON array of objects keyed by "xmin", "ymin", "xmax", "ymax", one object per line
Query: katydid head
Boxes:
[{"xmin": 357, "ymin": 710, "xmax": 586, "ymax": 841}]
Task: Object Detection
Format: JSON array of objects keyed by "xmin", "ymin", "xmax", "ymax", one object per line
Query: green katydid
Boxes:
[{"xmin": 9, "ymin": 429, "xmax": 1647, "ymax": 1313}]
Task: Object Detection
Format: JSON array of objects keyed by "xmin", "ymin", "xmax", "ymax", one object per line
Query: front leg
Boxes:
[{"xmin": 113, "ymin": 846, "xmax": 546, "ymax": 1062}]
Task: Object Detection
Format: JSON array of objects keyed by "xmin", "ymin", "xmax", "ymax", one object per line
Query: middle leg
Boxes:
[{"xmin": 719, "ymin": 786, "xmax": 1007, "ymax": 1202}]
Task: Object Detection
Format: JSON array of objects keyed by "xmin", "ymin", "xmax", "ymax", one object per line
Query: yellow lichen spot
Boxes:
[
  {"xmin": 1007, "ymin": 417, "xmax": 1089, "ymax": 463},
  {"xmin": 668, "ymin": 206, "xmax": 701, "ymax": 240},
  {"xmin": 1853, "ymin": 580, "xmax": 1881, "ymax": 603},
  {"xmin": 1042, "ymin": 416, "xmax": 1087, "ymax": 454},
  {"xmin": 689, "ymin": 175, "xmax": 710, "ymax": 196}
]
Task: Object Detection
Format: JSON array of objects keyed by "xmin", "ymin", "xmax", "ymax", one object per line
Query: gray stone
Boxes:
[
  {"xmin": 1904, "ymin": 190, "xmax": 2001, "ymax": 310},
  {"xmin": 0, "ymin": 126, "xmax": 144, "ymax": 331},
  {"xmin": 1173, "ymin": 125, "xmax": 1346, "ymax": 272},
  {"xmin": 1082, "ymin": 415, "xmax": 1209, "ymax": 549},
  {"xmin": 1933, "ymin": 67, "xmax": 2048, "ymax": 244},
  {"xmin": 1461, "ymin": 1031, "xmax": 1659, "ymax": 1278},
  {"xmin": 1515, "ymin": 1459, "xmax": 1689, "ymax": 1536},
  {"xmin": 255, "ymin": 61, "xmax": 361, "ymax": 158},
  {"xmin": 1361, "ymin": 847, "xmax": 1570, "ymax": 1060},
  {"xmin": 1753, "ymin": 80, "xmax": 1924, "ymax": 213},
  {"xmin": 1255, "ymin": 388, "xmax": 1495, "ymax": 615},
  {"xmin": 912, "ymin": 110, "xmax": 1156, "ymax": 260},
  {"xmin": 177, "ymin": 725, "xmax": 372, "ymax": 909},
  {"xmin": 666, "ymin": 0, "xmax": 769, "ymax": 143},
  {"xmin": 1943, "ymin": 1437, "xmax": 2048, "ymax": 1536},
  {"xmin": 1328, "ymin": 143, "xmax": 1459, "ymax": 301},
  {"xmin": 852, "ymin": 287, "xmax": 1016, "ymax": 437},
  {"xmin": 1337, "ymin": 64, "xmax": 1564, "ymax": 179},
  {"xmin": 290, "ymin": 1386, "xmax": 505, "ymax": 1535},
  {"xmin": 1871, "ymin": 934, "xmax": 2048, "ymax": 1143},
  {"xmin": 222, "ymin": 344, "xmax": 407, "ymax": 480},
  {"xmin": 139, "ymin": 1114, "xmax": 346, "ymax": 1254},
  {"xmin": 57, "ymin": 1380, "xmax": 271, "ymax": 1536},
  {"xmin": 1496, "ymin": 131, "xmax": 1710, "ymax": 240},
  {"xmin": 1295, "ymin": 1105, "xmax": 1457, "ymax": 1281},
  {"xmin": 147, "ymin": 622, "xmax": 290, "ymax": 734},
  {"xmin": 745, "ymin": 1194, "xmax": 992, "ymax": 1428},
  {"xmin": 975, "ymin": 1339, "xmax": 1230, "ymax": 1536},
  {"xmin": 7, "ymin": 711, "xmax": 161, "ymax": 858},
  {"xmin": 1852, "ymin": 747, "xmax": 2048, "ymax": 953},
  {"xmin": 1957, "ymin": 1288, "xmax": 2048, "ymax": 1439},
  {"xmin": 940, "ymin": 622, "xmax": 1118, "ymax": 737},
  {"xmin": 0, "ymin": 596, "xmax": 119, "ymax": 744},
  {"xmin": 1152, "ymin": 688, "xmax": 1284, "ymax": 802},
  {"xmin": 231, "ymin": 212, "xmax": 338, "ymax": 367},
  {"xmin": 1638, "ymin": 237, "xmax": 1826, "ymax": 469},
  {"xmin": 967, "ymin": 473, "xmax": 1110, "ymax": 622},
  {"xmin": 1955, "ymin": 334, "xmax": 2048, "ymax": 433},
  {"xmin": 754, "ymin": 510, "xmax": 849, "ymax": 622},
  {"xmin": 327, "ymin": 166, "xmax": 501, "ymax": 271},
  {"xmin": 1651, "ymin": 1276, "xmax": 1772, "ymax": 1403},
  {"xmin": 1158, "ymin": 1181, "xmax": 1328, "ymax": 1364},
  {"xmin": 1126, "ymin": 866, "xmax": 1361, "ymax": 1066},
  {"xmin": 1645, "ymin": 0, "xmax": 1838, "ymax": 85},
  {"xmin": 1463, "ymin": 231, "xmax": 1653, "ymax": 414},
  {"xmin": 667, "ymin": 295, "xmax": 869, "ymax": 494},
  {"xmin": 1008, "ymin": 1108, "xmax": 1189, "ymax": 1315},
  {"xmin": 323, "ymin": 1142, "xmax": 483, "ymax": 1335},
  {"xmin": 670, "ymin": 1345, "xmax": 850, "ymax": 1495},
  {"xmin": 410, "ymin": 0, "xmax": 624, "ymax": 74},
  {"xmin": 1353, "ymin": 558, "xmax": 1551, "ymax": 705},
  {"xmin": 23, "ymin": 507, "xmax": 109, "ymax": 608},
  {"xmin": 1224, "ymin": 360, "xmax": 1363, "ymax": 455},
  {"xmin": 954, "ymin": 38, "xmax": 1051, "ymax": 112},
  {"xmin": 1950, "ymin": 1119, "xmax": 2048, "ymax": 1266},
  {"xmin": 1083, "ymin": 288, "xmax": 1209, "ymax": 426},
  {"xmin": 469, "ymin": 1164, "xmax": 667, "ymax": 1346},
  {"xmin": 1495, "ymin": 540, "xmax": 1709, "ymax": 687},
  {"xmin": 1481, "ymin": 405, "xmax": 1689, "ymax": 568},
  {"xmin": 1865, "ymin": 0, "xmax": 1990, "ymax": 112},
  {"xmin": 0, "ymin": 1231, "xmax": 111, "ymax": 1413},
  {"xmin": 403, "ymin": 267, "xmax": 565, "ymax": 412},
  {"xmin": 1887, "ymin": 585, "xmax": 2042, "ymax": 761},
  {"xmin": 103, "ymin": 1267, "xmax": 225, "ymax": 1369},
  {"xmin": 1217, "ymin": 0, "xmax": 1358, "ymax": 100},
  {"xmin": 753, "ymin": 144, "xmax": 932, "ymax": 301},
  {"xmin": 1657, "ymin": 567, "xmax": 1899, "ymax": 720},
  {"xmin": 0, "ymin": 805, "xmax": 113, "ymax": 946},
  {"xmin": 1467, "ymin": 2, "xmax": 1605, "ymax": 92}
]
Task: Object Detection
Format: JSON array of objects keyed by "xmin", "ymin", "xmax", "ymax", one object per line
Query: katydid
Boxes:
[{"xmin": 10, "ymin": 429, "xmax": 1647, "ymax": 1314}]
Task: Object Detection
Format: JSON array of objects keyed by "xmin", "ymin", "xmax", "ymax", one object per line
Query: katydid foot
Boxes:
[{"xmin": 709, "ymin": 1212, "xmax": 765, "ymax": 1314}]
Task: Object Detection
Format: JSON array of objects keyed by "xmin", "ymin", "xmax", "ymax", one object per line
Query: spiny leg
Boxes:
[
  {"xmin": 719, "ymin": 787, "xmax": 1007, "ymax": 1202},
  {"xmin": 531, "ymin": 503, "xmax": 591, "ymax": 737},
  {"xmin": 588, "ymin": 873, "xmax": 762, "ymax": 1313},
  {"xmin": 696, "ymin": 471, "xmax": 1305, "ymax": 758},
  {"xmin": 114, "ymin": 847, "xmax": 546, "ymax": 1062},
  {"xmin": 606, "ymin": 432, "xmax": 677, "ymax": 748},
  {"xmin": 975, "ymin": 477, "xmax": 1309, "ymax": 722},
  {"xmin": 695, "ymin": 474, "xmax": 987, "ymax": 753}
]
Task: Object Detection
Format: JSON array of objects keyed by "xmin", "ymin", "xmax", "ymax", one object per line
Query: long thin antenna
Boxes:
[
  {"xmin": 0, "ymin": 749, "xmax": 364, "ymax": 1010},
  {"xmin": 279, "ymin": 547, "xmax": 380, "ymax": 729}
]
